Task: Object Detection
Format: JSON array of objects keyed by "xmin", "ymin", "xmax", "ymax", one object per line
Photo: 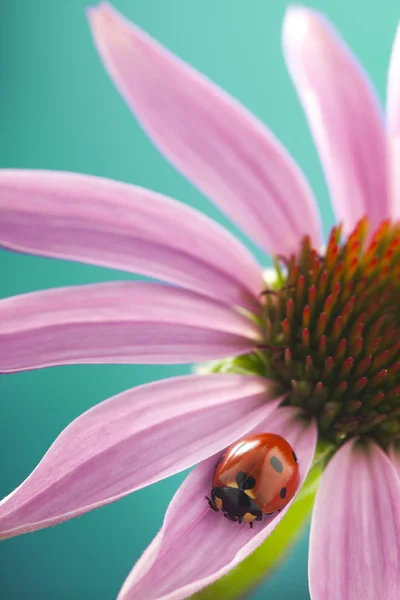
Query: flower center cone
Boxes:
[{"xmin": 261, "ymin": 217, "xmax": 400, "ymax": 448}]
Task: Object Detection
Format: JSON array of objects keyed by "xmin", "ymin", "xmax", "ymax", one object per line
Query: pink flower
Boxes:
[{"xmin": 1, "ymin": 4, "xmax": 400, "ymax": 599}]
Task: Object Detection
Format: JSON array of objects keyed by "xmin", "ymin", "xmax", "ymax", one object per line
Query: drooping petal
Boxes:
[
  {"xmin": 118, "ymin": 407, "xmax": 317, "ymax": 600},
  {"xmin": 87, "ymin": 3, "xmax": 322, "ymax": 257},
  {"xmin": 0, "ymin": 374, "xmax": 280, "ymax": 538},
  {"xmin": 283, "ymin": 8, "xmax": 388, "ymax": 234},
  {"xmin": 387, "ymin": 24, "xmax": 400, "ymax": 219},
  {"xmin": 0, "ymin": 169, "xmax": 263, "ymax": 311},
  {"xmin": 309, "ymin": 439, "xmax": 400, "ymax": 600},
  {"xmin": 0, "ymin": 282, "xmax": 262, "ymax": 372}
]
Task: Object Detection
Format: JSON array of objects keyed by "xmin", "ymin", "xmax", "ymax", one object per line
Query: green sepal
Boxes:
[
  {"xmin": 194, "ymin": 353, "xmax": 267, "ymax": 378},
  {"xmin": 191, "ymin": 463, "xmax": 322, "ymax": 600}
]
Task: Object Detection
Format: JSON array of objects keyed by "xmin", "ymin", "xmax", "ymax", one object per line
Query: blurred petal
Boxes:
[
  {"xmin": 0, "ymin": 374, "xmax": 280, "ymax": 538},
  {"xmin": 309, "ymin": 439, "xmax": 400, "ymax": 600},
  {"xmin": 388, "ymin": 440, "xmax": 400, "ymax": 477},
  {"xmin": 387, "ymin": 24, "xmax": 400, "ymax": 136},
  {"xmin": 87, "ymin": 3, "xmax": 322, "ymax": 257},
  {"xmin": 0, "ymin": 169, "xmax": 263, "ymax": 311},
  {"xmin": 283, "ymin": 7, "xmax": 388, "ymax": 234},
  {"xmin": 0, "ymin": 282, "xmax": 262, "ymax": 372},
  {"xmin": 118, "ymin": 407, "xmax": 317, "ymax": 600},
  {"xmin": 387, "ymin": 25, "xmax": 400, "ymax": 219}
]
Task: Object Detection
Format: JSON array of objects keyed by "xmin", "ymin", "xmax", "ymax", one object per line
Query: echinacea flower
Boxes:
[{"xmin": 1, "ymin": 3, "xmax": 400, "ymax": 599}]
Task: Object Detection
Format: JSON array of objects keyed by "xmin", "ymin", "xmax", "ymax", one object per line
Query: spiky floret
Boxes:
[{"xmin": 262, "ymin": 218, "xmax": 400, "ymax": 447}]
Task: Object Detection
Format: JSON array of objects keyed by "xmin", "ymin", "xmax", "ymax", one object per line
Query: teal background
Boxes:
[{"xmin": 0, "ymin": 1, "xmax": 397, "ymax": 598}]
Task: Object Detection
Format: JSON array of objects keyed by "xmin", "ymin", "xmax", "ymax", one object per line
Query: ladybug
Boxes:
[{"xmin": 206, "ymin": 433, "xmax": 299, "ymax": 528}]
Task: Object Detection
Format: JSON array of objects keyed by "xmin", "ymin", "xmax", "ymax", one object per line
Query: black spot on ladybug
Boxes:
[
  {"xmin": 280, "ymin": 487, "xmax": 287, "ymax": 499},
  {"xmin": 245, "ymin": 476, "xmax": 256, "ymax": 490},
  {"xmin": 292, "ymin": 451, "xmax": 298, "ymax": 463},
  {"xmin": 236, "ymin": 471, "xmax": 256, "ymax": 490},
  {"xmin": 236, "ymin": 471, "xmax": 246, "ymax": 489},
  {"xmin": 270, "ymin": 456, "xmax": 283, "ymax": 473}
]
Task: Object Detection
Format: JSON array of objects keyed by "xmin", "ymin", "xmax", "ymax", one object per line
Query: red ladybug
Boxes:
[{"xmin": 206, "ymin": 433, "xmax": 299, "ymax": 527}]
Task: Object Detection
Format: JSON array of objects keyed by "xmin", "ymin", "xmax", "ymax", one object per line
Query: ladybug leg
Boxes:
[
  {"xmin": 223, "ymin": 512, "xmax": 238, "ymax": 523},
  {"xmin": 257, "ymin": 343, "xmax": 284, "ymax": 352},
  {"xmin": 249, "ymin": 522, "xmax": 253, "ymax": 529},
  {"xmin": 213, "ymin": 454, "xmax": 223, "ymax": 473},
  {"xmin": 205, "ymin": 496, "xmax": 218, "ymax": 512},
  {"xmin": 275, "ymin": 255, "xmax": 290, "ymax": 269},
  {"xmin": 259, "ymin": 283, "xmax": 294, "ymax": 298}
]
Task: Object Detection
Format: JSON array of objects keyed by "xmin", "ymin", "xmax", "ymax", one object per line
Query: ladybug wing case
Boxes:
[{"xmin": 213, "ymin": 434, "xmax": 300, "ymax": 514}]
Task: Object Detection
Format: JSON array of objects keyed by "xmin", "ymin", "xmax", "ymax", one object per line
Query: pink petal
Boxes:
[
  {"xmin": 309, "ymin": 439, "xmax": 400, "ymax": 600},
  {"xmin": 118, "ymin": 407, "xmax": 317, "ymax": 600},
  {"xmin": 283, "ymin": 8, "xmax": 389, "ymax": 235},
  {"xmin": 0, "ymin": 282, "xmax": 262, "ymax": 372},
  {"xmin": 87, "ymin": 3, "xmax": 322, "ymax": 257},
  {"xmin": 0, "ymin": 374, "xmax": 280, "ymax": 538},
  {"xmin": 0, "ymin": 169, "xmax": 263, "ymax": 312},
  {"xmin": 387, "ymin": 24, "xmax": 400, "ymax": 136},
  {"xmin": 388, "ymin": 441, "xmax": 400, "ymax": 477},
  {"xmin": 387, "ymin": 25, "xmax": 400, "ymax": 220}
]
